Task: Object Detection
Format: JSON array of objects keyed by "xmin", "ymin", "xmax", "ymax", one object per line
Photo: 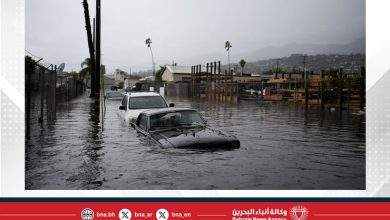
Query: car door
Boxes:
[
  {"xmin": 136, "ymin": 114, "xmax": 149, "ymax": 136},
  {"xmin": 118, "ymin": 95, "xmax": 128, "ymax": 121}
]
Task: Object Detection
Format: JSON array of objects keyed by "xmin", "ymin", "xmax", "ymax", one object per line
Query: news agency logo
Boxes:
[
  {"xmin": 290, "ymin": 206, "xmax": 309, "ymax": 220},
  {"xmin": 81, "ymin": 208, "xmax": 94, "ymax": 220}
]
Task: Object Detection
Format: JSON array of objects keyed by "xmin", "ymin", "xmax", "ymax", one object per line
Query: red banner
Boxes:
[{"xmin": 1, "ymin": 201, "xmax": 390, "ymax": 220}]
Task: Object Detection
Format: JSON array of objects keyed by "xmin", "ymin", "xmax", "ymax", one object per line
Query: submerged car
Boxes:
[
  {"xmin": 131, "ymin": 108, "xmax": 240, "ymax": 149},
  {"xmin": 118, "ymin": 92, "xmax": 174, "ymax": 124}
]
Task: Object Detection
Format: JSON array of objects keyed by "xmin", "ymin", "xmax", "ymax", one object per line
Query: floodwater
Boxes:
[{"xmin": 25, "ymin": 93, "xmax": 365, "ymax": 190}]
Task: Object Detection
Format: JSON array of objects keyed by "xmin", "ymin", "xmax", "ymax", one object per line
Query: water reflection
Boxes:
[
  {"xmin": 66, "ymin": 102, "xmax": 104, "ymax": 189},
  {"xmin": 25, "ymin": 94, "xmax": 365, "ymax": 190}
]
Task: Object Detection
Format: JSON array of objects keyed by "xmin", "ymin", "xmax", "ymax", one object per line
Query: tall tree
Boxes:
[
  {"xmin": 82, "ymin": 0, "xmax": 95, "ymax": 97},
  {"xmin": 239, "ymin": 59, "xmax": 246, "ymax": 76},
  {"xmin": 68, "ymin": 71, "xmax": 80, "ymax": 81},
  {"xmin": 155, "ymin": 65, "xmax": 165, "ymax": 81},
  {"xmin": 145, "ymin": 38, "xmax": 156, "ymax": 77},
  {"xmin": 80, "ymin": 58, "xmax": 92, "ymax": 81},
  {"xmin": 225, "ymin": 41, "xmax": 232, "ymax": 73}
]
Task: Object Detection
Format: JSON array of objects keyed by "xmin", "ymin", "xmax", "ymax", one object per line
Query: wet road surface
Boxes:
[{"xmin": 26, "ymin": 94, "xmax": 365, "ymax": 189}]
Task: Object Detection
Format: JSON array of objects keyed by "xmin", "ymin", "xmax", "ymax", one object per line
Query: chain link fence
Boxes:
[{"xmin": 25, "ymin": 56, "xmax": 85, "ymax": 138}]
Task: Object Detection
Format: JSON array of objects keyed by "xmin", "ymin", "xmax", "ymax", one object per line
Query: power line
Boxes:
[
  {"xmin": 25, "ymin": 49, "xmax": 43, "ymax": 60},
  {"xmin": 25, "ymin": 49, "xmax": 54, "ymax": 68}
]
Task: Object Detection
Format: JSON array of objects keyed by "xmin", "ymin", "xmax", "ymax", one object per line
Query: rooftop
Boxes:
[
  {"xmin": 165, "ymin": 65, "xmax": 207, "ymax": 74},
  {"xmin": 166, "ymin": 65, "xmax": 192, "ymax": 74}
]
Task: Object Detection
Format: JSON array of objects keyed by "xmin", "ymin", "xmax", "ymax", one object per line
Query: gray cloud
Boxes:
[{"xmin": 26, "ymin": 0, "xmax": 365, "ymax": 73}]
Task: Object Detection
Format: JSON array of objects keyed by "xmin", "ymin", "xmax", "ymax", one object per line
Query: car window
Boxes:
[
  {"xmin": 121, "ymin": 96, "xmax": 128, "ymax": 108},
  {"xmin": 128, "ymin": 96, "xmax": 167, "ymax": 109},
  {"xmin": 107, "ymin": 92, "xmax": 123, "ymax": 97},
  {"xmin": 149, "ymin": 110, "xmax": 205, "ymax": 131},
  {"xmin": 138, "ymin": 114, "xmax": 148, "ymax": 131}
]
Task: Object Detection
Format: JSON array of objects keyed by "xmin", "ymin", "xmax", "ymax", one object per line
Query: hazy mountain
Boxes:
[
  {"xmin": 233, "ymin": 38, "xmax": 365, "ymax": 62},
  {"xmin": 173, "ymin": 38, "xmax": 365, "ymax": 66},
  {"xmin": 176, "ymin": 52, "xmax": 225, "ymax": 66},
  {"xmin": 227, "ymin": 53, "xmax": 366, "ymax": 74}
]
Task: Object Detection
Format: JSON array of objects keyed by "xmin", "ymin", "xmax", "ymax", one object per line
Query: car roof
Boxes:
[
  {"xmin": 126, "ymin": 92, "xmax": 162, "ymax": 97},
  {"xmin": 141, "ymin": 107, "xmax": 197, "ymax": 116}
]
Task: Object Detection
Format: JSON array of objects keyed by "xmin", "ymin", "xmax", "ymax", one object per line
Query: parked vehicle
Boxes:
[
  {"xmin": 105, "ymin": 91, "xmax": 124, "ymax": 101},
  {"xmin": 118, "ymin": 92, "xmax": 174, "ymax": 124},
  {"xmin": 131, "ymin": 108, "xmax": 240, "ymax": 149}
]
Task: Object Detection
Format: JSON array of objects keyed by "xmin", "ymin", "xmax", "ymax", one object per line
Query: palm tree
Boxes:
[
  {"xmin": 82, "ymin": 0, "xmax": 95, "ymax": 97},
  {"xmin": 69, "ymin": 71, "xmax": 80, "ymax": 81},
  {"xmin": 225, "ymin": 41, "xmax": 232, "ymax": 73},
  {"xmin": 239, "ymin": 59, "xmax": 246, "ymax": 76},
  {"xmin": 80, "ymin": 58, "xmax": 92, "ymax": 80},
  {"xmin": 155, "ymin": 65, "xmax": 165, "ymax": 81},
  {"xmin": 145, "ymin": 38, "xmax": 156, "ymax": 77}
]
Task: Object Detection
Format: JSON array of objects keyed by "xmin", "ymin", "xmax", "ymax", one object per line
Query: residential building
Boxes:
[
  {"xmin": 161, "ymin": 65, "xmax": 193, "ymax": 82},
  {"xmin": 114, "ymin": 69, "xmax": 127, "ymax": 82}
]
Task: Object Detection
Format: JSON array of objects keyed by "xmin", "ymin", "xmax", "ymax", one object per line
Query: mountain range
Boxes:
[{"xmin": 175, "ymin": 38, "xmax": 365, "ymax": 65}]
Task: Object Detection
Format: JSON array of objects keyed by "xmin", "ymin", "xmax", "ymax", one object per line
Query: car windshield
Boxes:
[
  {"xmin": 106, "ymin": 92, "xmax": 123, "ymax": 97},
  {"xmin": 149, "ymin": 110, "xmax": 205, "ymax": 131},
  {"xmin": 128, "ymin": 96, "xmax": 167, "ymax": 109}
]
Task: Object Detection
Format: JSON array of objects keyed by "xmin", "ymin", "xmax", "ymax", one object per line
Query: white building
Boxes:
[
  {"xmin": 114, "ymin": 69, "xmax": 127, "ymax": 82},
  {"xmin": 104, "ymin": 69, "xmax": 128, "ymax": 87},
  {"xmin": 161, "ymin": 65, "xmax": 206, "ymax": 82}
]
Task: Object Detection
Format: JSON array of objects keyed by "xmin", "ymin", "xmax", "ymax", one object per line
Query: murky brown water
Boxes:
[{"xmin": 26, "ymin": 93, "xmax": 365, "ymax": 189}]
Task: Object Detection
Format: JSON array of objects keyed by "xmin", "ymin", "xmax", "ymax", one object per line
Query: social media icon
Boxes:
[
  {"xmin": 156, "ymin": 208, "xmax": 169, "ymax": 220},
  {"xmin": 81, "ymin": 208, "xmax": 94, "ymax": 220},
  {"xmin": 119, "ymin": 208, "xmax": 132, "ymax": 220}
]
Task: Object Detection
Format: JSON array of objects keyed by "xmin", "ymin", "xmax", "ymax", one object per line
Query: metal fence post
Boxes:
[{"xmin": 39, "ymin": 67, "xmax": 44, "ymax": 123}]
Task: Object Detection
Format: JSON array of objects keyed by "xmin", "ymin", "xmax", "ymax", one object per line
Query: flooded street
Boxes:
[{"xmin": 26, "ymin": 94, "xmax": 365, "ymax": 190}]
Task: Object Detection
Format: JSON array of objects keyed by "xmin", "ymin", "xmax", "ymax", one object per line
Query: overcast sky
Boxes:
[{"xmin": 26, "ymin": 0, "xmax": 365, "ymax": 73}]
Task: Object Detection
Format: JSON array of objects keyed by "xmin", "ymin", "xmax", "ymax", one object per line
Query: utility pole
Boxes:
[
  {"xmin": 95, "ymin": 0, "xmax": 101, "ymax": 112},
  {"xmin": 91, "ymin": 17, "xmax": 96, "ymax": 97},
  {"xmin": 39, "ymin": 67, "xmax": 44, "ymax": 123},
  {"xmin": 303, "ymin": 55, "xmax": 308, "ymax": 110},
  {"xmin": 82, "ymin": 0, "xmax": 95, "ymax": 98}
]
